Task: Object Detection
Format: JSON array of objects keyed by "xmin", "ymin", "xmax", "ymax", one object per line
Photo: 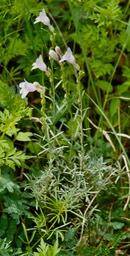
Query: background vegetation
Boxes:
[{"xmin": 0, "ymin": 0, "xmax": 130, "ymax": 255}]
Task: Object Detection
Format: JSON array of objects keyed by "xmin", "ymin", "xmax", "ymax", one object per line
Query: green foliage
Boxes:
[
  {"xmin": 0, "ymin": 142, "xmax": 28, "ymax": 171},
  {"xmin": 33, "ymin": 239, "xmax": 60, "ymax": 256},
  {"xmin": 0, "ymin": 171, "xmax": 31, "ymax": 243},
  {"xmin": 0, "ymin": 33, "xmax": 33, "ymax": 252},
  {"xmin": 0, "ymin": 238, "xmax": 22, "ymax": 256},
  {"xmin": 0, "ymin": 83, "xmax": 32, "ymax": 171},
  {"xmin": 67, "ymin": 0, "xmax": 130, "ymax": 143},
  {"xmin": 57, "ymin": 228, "xmax": 77, "ymax": 256}
]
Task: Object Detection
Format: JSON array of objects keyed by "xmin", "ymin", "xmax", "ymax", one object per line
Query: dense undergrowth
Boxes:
[{"xmin": 0, "ymin": 0, "xmax": 130, "ymax": 255}]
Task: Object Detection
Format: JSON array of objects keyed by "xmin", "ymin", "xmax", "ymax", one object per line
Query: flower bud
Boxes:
[
  {"xmin": 49, "ymin": 49, "xmax": 59, "ymax": 62},
  {"xmin": 55, "ymin": 46, "xmax": 62, "ymax": 57}
]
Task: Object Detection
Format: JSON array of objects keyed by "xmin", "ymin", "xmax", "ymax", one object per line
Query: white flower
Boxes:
[
  {"xmin": 32, "ymin": 55, "xmax": 48, "ymax": 73},
  {"xmin": 19, "ymin": 80, "xmax": 42, "ymax": 98},
  {"xmin": 34, "ymin": 8, "xmax": 54, "ymax": 31},
  {"xmin": 55, "ymin": 46, "xmax": 62, "ymax": 57},
  {"xmin": 34, "ymin": 9, "xmax": 50, "ymax": 27},
  {"xmin": 49, "ymin": 49, "xmax": 59, "ymax": 62},
  {"xmin": 60, "ymin": 47, "xmax": 80, "ymax": 70}
]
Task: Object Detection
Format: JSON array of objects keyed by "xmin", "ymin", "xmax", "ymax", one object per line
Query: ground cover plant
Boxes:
[{"xmin": 0, "ymin": 0, "xmax": 130, "ymax": 255}]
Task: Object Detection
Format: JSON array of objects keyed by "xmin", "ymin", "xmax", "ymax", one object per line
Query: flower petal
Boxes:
[
  {"xmin": 32, "ymin": 55, "xmax": 47, "ymax": 72},
  {"xmin": 60, "ymin": 48, "xmax": 74, "ymax": 64},
  {"xmin": 60, "ymin": 47, "xmax": 80, "ymax": 70},
  {"xmin": 19, "ymin": 80, "xmax": 38, "ymax": 98},
  {"xmin": 34, "ymin": 9, "xmax": 50, "ymax": 27}
]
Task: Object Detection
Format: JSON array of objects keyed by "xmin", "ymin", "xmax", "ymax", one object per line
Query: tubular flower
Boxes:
[
  {"xmin": 34, "ymin": 9, "xmax": 50, "ymax": 27},
  {"xmin": 60, "ymin": 47, "xmax": 80, "ymax": 70},
  {"xmin": 34, "ymin": 8, "xmax": 54, "ymax": 31},
  {"xmin": 49, "ymin": 49, "xmax": 60, "ymax": 62},
  {"xmin": 32, "ymin": 55, "xmax": 48, "ymax": 73},
  {"xmin": 19, "ymin": 80, "xmax": 43, "ymax": 98}
]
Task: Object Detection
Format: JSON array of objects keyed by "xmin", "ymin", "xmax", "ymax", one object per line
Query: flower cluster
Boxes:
[
  {"xmin": 49, "ymin": 46, "xmax": 79, "ymax": 70},
  {"xmin": 19, "ymin": 9, "xmax": 80, "ymax": 99}
]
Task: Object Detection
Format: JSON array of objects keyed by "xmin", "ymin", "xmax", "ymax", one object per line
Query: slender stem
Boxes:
[{"xmin": 86, "ymin": 93, "xmax": 130, "ymax": 167}]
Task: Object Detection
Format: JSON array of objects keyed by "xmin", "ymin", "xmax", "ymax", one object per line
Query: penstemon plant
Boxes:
[
  {"xmin": 17, "ymin": 8, "xmax": 124, "ymax": 255},
  {"xmin": 0, "ymin": 2, "xmax": 129, "ymax": 255}
]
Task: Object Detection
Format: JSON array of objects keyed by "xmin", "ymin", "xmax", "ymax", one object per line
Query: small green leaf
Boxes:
[
  {"xmin": 16, "ymin": 132, "xmax": 33, "ymax": 141},
  {"xmin": 0, "ymin": 140, "xmax": 10, "ymax": 151},
  {"xmin": 22, "ymin": 223, "xmax": 30, "ymax": 244},
  {"xmin": 6, "ymin": 182, "xmax": 15, "ymax": 193},
  {"xmin": 110, "ymin": 221, "xmax": 124, "ymax": 230},
  {"xmin": 117, "ymin": 81, "xmax": 130, "ymax": 94},
  {"xmin": 110, "ymin": 98, "xmax": 120, "ymax": 116},
  {"xmin": 125, "ymin": 19, "xmax": 130, "ymax": 43},
  {"xmin": 5, "ymin": 159, "xmax": 15, "ymax": 170},
  {"xmin": 96, "ymin": 80, "xmax": 113, "ymax": 92}
]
